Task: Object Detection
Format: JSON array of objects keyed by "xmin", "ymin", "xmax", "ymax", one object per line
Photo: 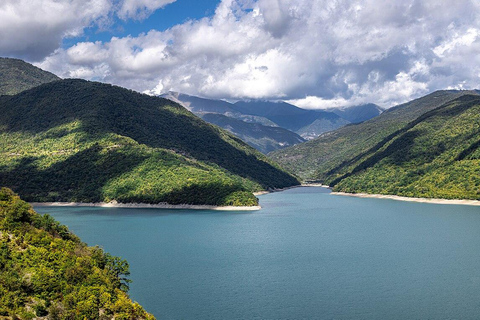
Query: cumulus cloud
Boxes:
[
  {"xmin": 0, "ymin": 0, "xmax": 175, "ymax": 61},
  {"xmin": 117, "ymin": 0, "xmax": 176, "ymax": 20},
  {"xmin": 30, "ymin": 0, "xmax": 480, "ymax": 108}
]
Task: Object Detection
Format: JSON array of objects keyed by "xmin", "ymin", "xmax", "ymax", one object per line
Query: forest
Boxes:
[{"xmin": 0, "ymin": 187, "xmax": 155, "ymax": 319}]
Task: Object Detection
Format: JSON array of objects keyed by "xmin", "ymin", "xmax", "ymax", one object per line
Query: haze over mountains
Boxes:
[{"xmin": 161, "ymin": 91, "xmax": 383, "ymax": 152}]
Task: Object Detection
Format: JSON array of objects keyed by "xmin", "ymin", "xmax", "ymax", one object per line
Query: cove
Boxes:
[{"xmin": 35, "ymin": 187, "xmax": 480, "ymax": 319}]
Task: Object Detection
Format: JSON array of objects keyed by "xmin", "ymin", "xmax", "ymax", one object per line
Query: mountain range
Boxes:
[{"xmin": 161, "ymin": 92, "xmax": 383, "ymax": 152}]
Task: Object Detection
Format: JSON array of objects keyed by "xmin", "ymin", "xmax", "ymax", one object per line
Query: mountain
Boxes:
[
  {"xmin": 202, "ymin": 113, "xmax": 305, "ymax": 153},
  {"xmin": 329, "ymin": 94, "xmax": 480, "ymax": 200},
  {"xmin": 0, "ymin": 79, "xmax": 299, "ymax": 206},
  {"xmin": 0, "ymin": 187, "xmax": 155, "ymax": 319},
  {"xmin": 160, "ymin": 92, "xmax": 304, "ymax": 153},
  {"xmin": 269, "ymin": 90, "xmax": 480, "ymax": 181},
  {"xmin": 328, "ymin": 103, "xmax": 383, "ymax": 123},
  {"xmin": 0, "ymin": 57, "xmax": 59, "ymax": 95},
  {"xmin": 233, "ymin": 100, "xmax": 348, "ymax": 135}
]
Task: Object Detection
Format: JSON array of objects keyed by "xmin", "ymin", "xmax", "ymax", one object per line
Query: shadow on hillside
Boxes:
[
  {"xmin": 0, "ymin": 79, "xmax": 299, "ymax": 189},
  {"xmin": 0, "ymin": 145, "xmax": 148, "ymax": 202}
]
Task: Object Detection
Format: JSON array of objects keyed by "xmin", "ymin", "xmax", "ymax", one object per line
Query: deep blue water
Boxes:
[{"xmin": 35, "ymin": 187, "xmax": 480, "ymax": 319}]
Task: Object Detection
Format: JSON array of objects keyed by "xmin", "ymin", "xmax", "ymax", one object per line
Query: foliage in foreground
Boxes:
[{"xmin": 0, "ymin": 187, "xmax": 155, "ymax": 319}]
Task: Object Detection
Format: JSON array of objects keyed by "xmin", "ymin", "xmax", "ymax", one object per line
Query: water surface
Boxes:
[{"xmin": 35, "ymin": 187, "xmax": 480, "ymax": 319}]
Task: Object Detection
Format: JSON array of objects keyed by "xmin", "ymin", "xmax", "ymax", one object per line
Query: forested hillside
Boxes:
[
  {"xmin": 0, "ymin": 187, "xmax": 154, "ymax": 319},
  {"xmin": 270, "ymin": 90, "xmax": 479, "ymax": 180},
  {"xmin": 0, "ymin": 58, "xmax": 59, "ymax": 95},
  {"xmin": 330, "ymin": 95, "xmax": 480, "ymax": 200},
  {"xmin": 0, "ymin": 79, "xmax": 299, "ymax": 206}
]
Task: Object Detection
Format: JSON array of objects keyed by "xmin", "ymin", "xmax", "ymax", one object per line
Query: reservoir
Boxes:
[{"xmin": 35, "ymin": 187, "xmax": 480, "ymax": 319}]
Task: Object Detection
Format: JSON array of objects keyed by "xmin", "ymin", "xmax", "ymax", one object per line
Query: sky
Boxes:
[{"xmin": 1, "ymin": 0, "xmax": 480, "ymax": 109}]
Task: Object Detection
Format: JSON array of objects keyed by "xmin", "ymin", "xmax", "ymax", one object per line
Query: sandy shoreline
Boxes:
[
  {"xmin": 332, "ymin": 192, "xmax": 480, "ymax": 206},
  {"xmin": 30, "ymin": 202, "xmax": 261, "ymax": 211}
]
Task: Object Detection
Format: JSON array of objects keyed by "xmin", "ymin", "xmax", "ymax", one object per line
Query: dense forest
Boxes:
[
  {"xmin": 270, "ymin": 90, "xmax": 480, "ymax": 180},
  {"xmin": 329, "ymin": 95, "xmax": 480, "ymax": 200},
  {"xmin": 273, "ymin": 93, "xmax": 480, "ymax": 200},
  {"xmin": 0, "ymin": 79, "xmax": 299, "ymax": 206},
  {"xmin": 0, "ymin": 187, "xmax": 155, "ymax": 319}
]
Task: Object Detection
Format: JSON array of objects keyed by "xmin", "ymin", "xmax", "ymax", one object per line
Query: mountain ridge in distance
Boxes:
[{"xmin": 0, "ymin": 57, "xmax": 60, "ymax": 95}]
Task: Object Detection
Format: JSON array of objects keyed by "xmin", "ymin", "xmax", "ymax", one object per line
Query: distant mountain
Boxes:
[
  {"xmin": 202, "ymin": 113, "xmax": 305, "ymax": 153},
  {"xmin": 328, "ymin": 103, "xmax": 383, "ymax": 123},
  {"xmin": 330, "ymin": 94, "xmax": 480, "ymax": 200},
  {"xmin": 0, "ymin": 57, "xmax": 59, "ymax": 95},
  {"xmin": 269, "ymin": 90, "xmax": 480, "ymax": 181},
  {"xmin": 0, "ymin": 79, "xmax": 299, "ymax": 206},
  {"xmin": 160, "ymin": 92, "xmax": 305, "ymax": 153}
]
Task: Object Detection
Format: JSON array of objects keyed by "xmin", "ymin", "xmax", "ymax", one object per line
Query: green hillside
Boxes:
[
  {"xmin": 0, "ymin": 79, "xmax": 299, "ymax": 206},
  {"xmin": 201, "ymin": 113, "xmax": 305, "ymax": 153},
  {"xmin": 0, "ymin": 187, "xmax": 154, "ymax": 319},
  {"xmin": 0, "ymin": 58, "xmax": 59, "ymax": 95},
  {"xmin": 270, "ymin": 90, "xmax": 479, "ymax": 180},
  {"xmin": 330, "ymin": 95, "xmax": 480, "ymax": 200}
]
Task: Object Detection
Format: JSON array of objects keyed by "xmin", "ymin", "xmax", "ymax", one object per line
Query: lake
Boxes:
[{"xmin": 35, "ymin": 187, "xmax": 480, "ymax": 319}]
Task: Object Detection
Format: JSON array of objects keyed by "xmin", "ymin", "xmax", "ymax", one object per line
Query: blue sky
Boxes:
[
  {"xmin": 71, "ymin": 0, "xmax": 221, "ymax": 46},
  {"xmin": 1, "ymin": 0, "xmax": 480, "ymax": 109}
]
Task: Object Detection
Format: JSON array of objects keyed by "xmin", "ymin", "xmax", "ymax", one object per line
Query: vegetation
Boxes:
[
  {"xmin": 330, "ymin": 95, "xmax": 480, "ymax": 200},
  {"xmin": 0, "ymin": 58, "xmax": 59, "ymax": 96},
  {"xmin": 0, "ymin": 79, "xmax": 298, "ymax": 206},
  {"xmin": 201, "ymin": 113, "xmax": 305, "ymax": 154},
  {"xmin": 270, "ymin": 90, "xmax": 480, "ymax": 180},
  {"xmin": 0, "ymin": 187, "xmax": 155, "ymax": 319}
]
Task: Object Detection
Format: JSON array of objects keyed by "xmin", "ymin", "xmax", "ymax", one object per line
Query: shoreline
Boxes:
[
  {"xmin": 332, "ymin": 192, "xmax": 480, "ymax": 206},
  {"xmin": 30, "ymin": 202, "xmax": 261, "ymax": 211},
  {"xmin": 253, "ymin": 183, "xmax": 329, "ymax": 196}
]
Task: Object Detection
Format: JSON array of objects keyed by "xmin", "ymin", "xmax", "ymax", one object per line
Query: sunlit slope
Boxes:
[
  {"xmin": 270, "ymin": 90, "xmax": 479, "ymax": 180},
  {"xmin": 329, "ymin": 94, "xmax": 480, "ymax": 200},
  {"xmin": 0, "ymin": 187, "xmax": 155, "ymax": 319},
  {"xmin": 0, "ymin": 79, "xmax": 298, "ymax": 205}
]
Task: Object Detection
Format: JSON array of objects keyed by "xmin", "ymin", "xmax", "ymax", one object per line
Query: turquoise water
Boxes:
[{"xmin": 35, "ymin": 187, "xmax": 480, "ymax": 319}]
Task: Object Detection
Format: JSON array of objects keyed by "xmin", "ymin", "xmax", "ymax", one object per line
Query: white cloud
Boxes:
[
  {"xmin": 28, "ymin": 0, "xmax": 480, "ymax": 108},
  {"xmin": 0, "ymin": 0, "xmax": 176, "ymax": 61},
  {"xmin": 117, "ymin": 0, "xmax": 176, "ymax": 20},
  {"xmin": 0, "ymin": 0, "xmax": 113, "ymax": 60}
]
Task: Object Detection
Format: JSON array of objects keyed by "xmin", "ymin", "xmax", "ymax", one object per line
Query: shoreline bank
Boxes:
[
  {"xmin": 332, "ymin": 192, "xmax": 480, "ymax": 206},
  {"xmin": 253, "ymin": 183, "xmax": 329, "ymax": 196},
  {"xmin": 30, "ymin": 202, "xmax": 261, "ymax": 211}
]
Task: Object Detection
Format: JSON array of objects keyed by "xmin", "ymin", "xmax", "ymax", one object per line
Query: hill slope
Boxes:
[
  {"xmin": 202, "ymin": 113, "xmax": 305, "ymax": 153},
  {"xmin": 270, "ymin": 90, "xmax": 479, "ymax": 180},
  {"xmin": 0, "ymin": 79, "xmax": 299, "ymax": 206},
  {"xmin": 160, "ymin": 92, "xmax": 304, "ymax": 153},
  {"xmin": 330, "ymin": 95, "xmax": 480, "ymax": 200},
  {"xmin": 329, "ymin": 103, "xmax": 383, "ymax": 123},
  {"xmin": 0, "ymin": 187, "xmax": 155, "ymax": 319},
  {"xmin": 0, "ymin": 58, "xmax": 59, "ymax": 95}
]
